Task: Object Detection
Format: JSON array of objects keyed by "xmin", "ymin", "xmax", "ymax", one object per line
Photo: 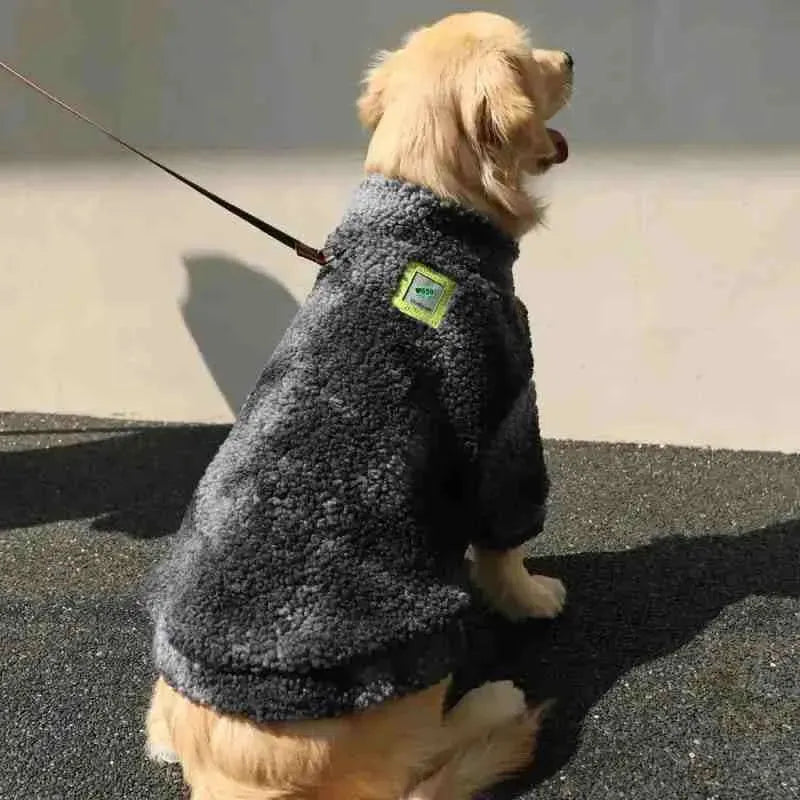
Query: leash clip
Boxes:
[{"xmin": 294, "ymin": 241, "xmax": 330, "ymax": 266}]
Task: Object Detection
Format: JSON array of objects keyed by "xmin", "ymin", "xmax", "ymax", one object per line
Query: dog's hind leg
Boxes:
[{"xmin": 404, "ymin": 697, "xmax": 548, "ymax": 800}]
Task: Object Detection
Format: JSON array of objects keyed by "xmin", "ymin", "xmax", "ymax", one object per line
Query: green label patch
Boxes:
[{"xmin": 392, "ymin": 262, "xmax": 456, "ymax": 328}]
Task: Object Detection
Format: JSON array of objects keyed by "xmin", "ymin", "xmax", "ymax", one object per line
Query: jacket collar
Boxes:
[{"xmin": 325, "ymin": 174, "xmax": 519, "ymax": 292}]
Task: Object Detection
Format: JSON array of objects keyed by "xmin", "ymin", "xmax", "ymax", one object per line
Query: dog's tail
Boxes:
[{"xmin": 403, "ymin": 702, "xmax": 552, "ymax": 800}]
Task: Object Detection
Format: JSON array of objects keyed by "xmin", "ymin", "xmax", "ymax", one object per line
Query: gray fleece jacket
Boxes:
[{"xmin": 145, "ymin": 174, "xmax": 549, "ymax": 722}]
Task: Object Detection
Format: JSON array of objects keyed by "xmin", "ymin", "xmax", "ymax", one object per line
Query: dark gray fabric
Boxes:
[{"xmin": 145, "ymin": 175, "xmax": 549, "ymax": 721}]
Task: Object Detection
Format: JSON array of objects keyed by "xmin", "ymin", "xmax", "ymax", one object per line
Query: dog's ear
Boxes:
[
  {"xmin": 357, "ymin": 49, "xmax": 395, "ymax": 131},
  {"xmin": 459, "ymin": 48, "xmax": 553, "ymax": 213},
  {"xmin": 461, "ymin": 50, "xmax": 535, "ymax": 150}
]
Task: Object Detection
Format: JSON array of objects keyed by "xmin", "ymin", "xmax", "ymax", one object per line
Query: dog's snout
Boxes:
[{"xmin": 563, "ymin": 51, "xmax": 574, "ymax": 71}]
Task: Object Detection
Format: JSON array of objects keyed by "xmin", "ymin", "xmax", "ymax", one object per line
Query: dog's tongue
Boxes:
[{"xmin": 547, "ymin": 128, "xmax": 569, "ymax": 164}]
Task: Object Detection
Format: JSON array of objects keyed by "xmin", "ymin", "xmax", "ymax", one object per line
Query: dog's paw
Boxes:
[
  {"xmin": 517, "ymin": 574, "xmax": 567, "ymax": 619},
  {"xmin": 447, "ymin": 680, "xmax": 527, "ymax": 735},
  {"xmin": 469, "ymin": 549, "xmax": 567, "ymax": 621}
]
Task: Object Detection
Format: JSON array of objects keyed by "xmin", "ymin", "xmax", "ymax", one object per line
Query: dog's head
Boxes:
[{"xmin": 357, "ymin": 12, "xmax": 573, "ymax": 237}]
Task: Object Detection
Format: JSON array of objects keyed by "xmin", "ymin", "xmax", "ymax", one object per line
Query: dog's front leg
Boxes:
[{"xmin": 469, "ymin": 546, "xmax": 566, "ymax": 620}]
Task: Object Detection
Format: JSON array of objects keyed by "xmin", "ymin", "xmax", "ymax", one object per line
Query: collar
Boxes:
[{"xmin": 324, "ymin": 174, "xmax": 520, "ymax": 291}]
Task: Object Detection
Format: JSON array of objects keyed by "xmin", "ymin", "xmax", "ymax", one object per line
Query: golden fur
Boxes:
[
  {"xmin": 358, "ymin": 11, "xmax": 572, "ymax": 237},
  {"xmin": 146, "ymin": 11, "xmax": 572, "ymax": 799},
  {"xmin": 147, "ymin": 676, "xmax": 547, "ymax": 800}
]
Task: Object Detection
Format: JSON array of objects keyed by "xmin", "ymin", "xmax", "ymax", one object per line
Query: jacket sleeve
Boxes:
[{"xmin": 471, "ymin": 378, "xmax": 550, "ymax": 551}]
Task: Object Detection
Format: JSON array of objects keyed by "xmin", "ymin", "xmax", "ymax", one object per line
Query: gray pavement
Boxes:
[{"xmin": 1, "ymin": 413, "xmax": 798, "ymax": 800}]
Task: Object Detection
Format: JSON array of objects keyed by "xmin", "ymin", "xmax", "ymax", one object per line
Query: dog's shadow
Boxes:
[
  {"xmin": 469, "ymin": 520, "xmax": 800, "ymax": 796},
  {"xmin": 0, "ymin": 424, "xmax": 230, "ymax": 537},
  {"xmin": 180, "ymin": 252, "xmax": 300, "ymax": 416},
  {"xmin": 0, "ymin": 255, "xmax": 300, "ymax": 538}
]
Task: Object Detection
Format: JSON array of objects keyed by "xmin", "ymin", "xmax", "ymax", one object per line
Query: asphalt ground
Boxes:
[{"xmin": 1, "ymin": 412, "xmax": 798, "ymax": 800}]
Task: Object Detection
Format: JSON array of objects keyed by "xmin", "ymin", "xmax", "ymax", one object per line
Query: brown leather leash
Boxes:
[{"xmin": 0, "ymin": 60, "xmax": 328, "ymax": 266}]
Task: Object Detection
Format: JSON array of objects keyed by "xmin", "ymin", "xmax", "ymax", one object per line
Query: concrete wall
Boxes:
[{"xmin": 1, "ymin": 1, "xmax": 799, "ymax": 451}]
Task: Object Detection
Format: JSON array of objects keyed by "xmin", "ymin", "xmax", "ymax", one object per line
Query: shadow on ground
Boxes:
[
  {"xmin": 0, "ymin": 424, "xmax": 230, "ymax": 537},
  {"xmin": 180, "ymin": 253, "xmax": 300, "ymax": 416},
  {"xmin": 2, "ymin": 414, "xmax": 798, "ymax": 797},
  {"xmin": 476, "ymin": 519, "xmax": 800, "ymax": 797}
]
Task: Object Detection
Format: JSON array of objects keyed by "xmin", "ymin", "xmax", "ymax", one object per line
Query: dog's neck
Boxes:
[
  {"xmin": 325, "ymin": 174, "xmax": 519, "ymax": 290},
  {"xmin": 362, "ymin": 132, "xmax": 544, "ymax": 239}
]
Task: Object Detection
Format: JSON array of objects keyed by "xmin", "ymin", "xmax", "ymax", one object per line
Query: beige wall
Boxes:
[{"xmin": 1, "ymin": 1, "xmax": 799, "ymax": 451}]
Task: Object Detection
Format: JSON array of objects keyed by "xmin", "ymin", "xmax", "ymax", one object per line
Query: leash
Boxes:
[{"xmin": 0, "ymin": 60, "xmax": 328, "ymax": 266}]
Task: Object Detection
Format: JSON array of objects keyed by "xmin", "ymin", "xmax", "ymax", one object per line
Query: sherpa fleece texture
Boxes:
[{"xmin": 145, "ymin": 174, "xmax": 549, "ymax": 722}]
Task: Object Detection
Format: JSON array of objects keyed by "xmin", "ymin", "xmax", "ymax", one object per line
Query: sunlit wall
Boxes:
[{"xmin": 1, "ymin": 0, "xmax": 798, "ymax": 451}]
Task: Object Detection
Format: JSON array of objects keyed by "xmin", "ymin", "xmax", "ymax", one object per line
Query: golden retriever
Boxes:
[{"xmin": 146, "ymin": 11, "xmax": 572, "ymax": 800}]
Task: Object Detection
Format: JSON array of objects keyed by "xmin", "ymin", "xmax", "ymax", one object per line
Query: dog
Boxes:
[{"xmin": 145, "ymin": 11, "xmax": 573, "ymax": 800}]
